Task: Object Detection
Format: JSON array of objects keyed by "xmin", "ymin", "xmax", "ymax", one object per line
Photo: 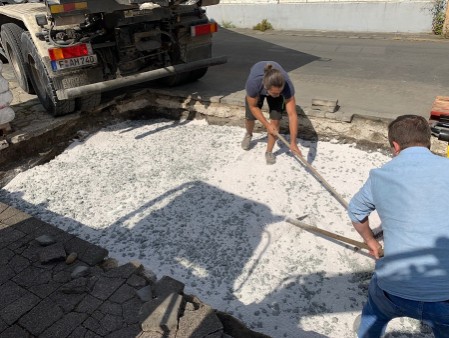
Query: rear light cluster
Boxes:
[
  {"xmin": 191, "ymin": 22, "xmax": 218, "ymax": 37},
  {"xmin": 48, "ymin": 43, "xmax": 94, "ymax": 71},
  {"xmin": 48, "ymin": 2, "xmax": 88, "ymax": 14}
]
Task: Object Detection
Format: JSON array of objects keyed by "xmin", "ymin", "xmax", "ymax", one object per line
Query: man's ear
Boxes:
[{"xmin": 392, "ymin": 141, "xmax": 401, "ymax": 156}]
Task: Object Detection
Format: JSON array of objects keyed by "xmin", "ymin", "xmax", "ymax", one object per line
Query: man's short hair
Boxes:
[{"xmin": 388, "ymin": 114, "xmax": 431, "ymax": 149}]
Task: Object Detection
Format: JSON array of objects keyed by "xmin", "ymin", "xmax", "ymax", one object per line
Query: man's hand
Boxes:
[
  {"xmin": 290, "ymin": 143, "xmax": 302, "ymax": 157},
  {"xmin": 365, "ymin": 238, "xmax": 383, "ymax": 259},
  {"xmin": 266, "ymin": 124, "xmax": 278, "ymax": 136}
]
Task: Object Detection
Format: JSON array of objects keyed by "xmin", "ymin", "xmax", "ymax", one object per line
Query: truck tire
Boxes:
[
  {"xmin": 21, "ymin": 32, "xmax": 75, "ymax": 116},
  {"xmin": 76, "ymin": 94, "xmax": 101, "ymax": 112},
  {"xmin": 1, "ymin": 23, "xmax": 34, "ymax": 94},
  {"xmin": 188, "ymin": 67, "xmax": 208, "ymax": 82}
]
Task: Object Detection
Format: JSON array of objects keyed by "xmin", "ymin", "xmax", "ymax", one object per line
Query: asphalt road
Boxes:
[{"xmin": 179, "ymin": 28, "xmax": 449, "ymax": 120}]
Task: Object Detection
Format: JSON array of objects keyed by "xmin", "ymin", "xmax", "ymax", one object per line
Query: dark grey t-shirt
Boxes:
[{"xmin": 245, "ymin": 61, "xmax": 295, "ymax": 99}]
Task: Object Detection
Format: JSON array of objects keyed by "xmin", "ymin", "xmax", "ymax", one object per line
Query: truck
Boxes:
[{"xmin": 0, "ymin": 0, "xmax": 226, "ymax": 116}]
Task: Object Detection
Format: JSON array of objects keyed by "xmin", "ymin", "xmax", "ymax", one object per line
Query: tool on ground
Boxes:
[
  {"xmin": 286, "ymin": 218, "xmax": 384, "ymax": 257},
  {"xmin": 275, "ymin": 132, "xmax": 349, "ymax": 209},
  {"xmin": 429, "ymin": 96, "xmax": 449, "ymax": 158}
]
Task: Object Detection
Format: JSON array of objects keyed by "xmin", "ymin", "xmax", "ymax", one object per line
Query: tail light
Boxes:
[{"xmin": 191, "ymin": 22, "xmax": 218, "ymax": 37}]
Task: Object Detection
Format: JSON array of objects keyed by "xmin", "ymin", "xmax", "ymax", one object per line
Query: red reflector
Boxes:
[
  {"xmin": 48, "ymin": 44, "xmax": 91, "ymax": 61},
  {"xmin": 191, "ymin": 22, "xmax": 218, "ymax": 37}
]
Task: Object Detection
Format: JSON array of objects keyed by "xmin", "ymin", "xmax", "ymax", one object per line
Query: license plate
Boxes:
[{"xmin": 51, "ymin": 55, "xmax": 98, "ymax": 71}]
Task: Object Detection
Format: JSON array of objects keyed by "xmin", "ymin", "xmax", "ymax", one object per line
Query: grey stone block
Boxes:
[
  {"xmin": 153, "ymin": 276, "xmax": 184, "ymax": 299},
  {"xmin": 13, "ymin": 265, "xmax": 52, "ymax": 288},
  {"xmin": 0, "ymin": 265, "xmax": 15, "ymax": 286},
  {"xmin": 127, "ymin": 274, "xmax": 147, "ymax": 288},
  {"xmin": 136, "ymin": 285, "xmax": 153, "ymax": 302},
  {"xmin": 40, "ymin": 312, "xmax": 87, "ymax": 338},
  {"xmin": 83, "ymin": 316, "xmax": 109, "ymax": 336},
  {"xmin": 98, "ymin": 300, "xmax": 123, "ymax": 316},
  {"xmin": 0, "ymin": 228, "xmax": 26, "ymax": 250},
  {"xmin": 35, "ymin": 234, "xmax": 57, "ymax": 246},
  {"xmin": 71, "ymin": 266, "xmax": 90, "ymax": 279},
  {"xmin": 8, "ymin": 254, "xmax": 30, "ymax": 274},
  {"xmin": 0, "ymin": 292, "xmax": 40, "ymax": 325},
  {"xmin": 140, "ymin": 292, "xmax": 183, "ymax": 333},
  {"xmin": 61, "ymin": 277, "xmax": 90, "ymax": 294},
  {"xmin": 0, "ymin": 324, "xmax": 30, "ymax": 338},
  {"xmin": 29, "ymin": 281, "xmax": 62, "ymax": 298},
  {"xmin": 105, "ymin": 261, "xmax": 143, "ymax": 279},
  {"xmin": 75, "ymin": 294, "xmax": 103, "ymax": 315},
  {"xmin": 0, "ymin": 247, "xmax": 14, "ymax": 265},
  {"xmin": 19, "ymin": 298, "xmax": 64, "ymax": 336},
  {"xmin": 39, "ymin": 242, "xmax": 67, "ymax": 264},
  {"xmin": 0, "ymin": 281, "xmax": 27, "ymax": 306},
  {"xmin": 123, "ymin": 297, "xmax": 144, "ymax": 325},
  {"xmin": 65, "ymin": 237, "xmax": 108, "ymax": 266},
  {"xmin": 177, "ymin": 304, "xmax": 223, "ymax": 338},
  {"xmin": 110, "ymin": 284, "xmax": 136, "ymax": 303},
  {"xmin": 90, "ymin": 276, "xmax": 125, "ymax": 301},
  {"xmin": 49, "ymin": 291, "xmax": 86, "ymax": 314}
]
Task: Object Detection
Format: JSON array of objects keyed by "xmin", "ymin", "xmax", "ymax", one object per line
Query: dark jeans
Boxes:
[
  {"xmin": 245, "ymin": 95, "xmax": 285, "ymax": 120},
  {"xmin": 358, "ymin": 273, "xmax": 449, "ymax": 338}
]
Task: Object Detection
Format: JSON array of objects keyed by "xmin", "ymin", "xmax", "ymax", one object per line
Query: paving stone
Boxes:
[
  {"xmin": 54, "ymin": 268, "xmax": 74, "ymax": 283},
  {"xmin": 0, "ymin": 291, "xmax": 40, "ymax": 325},
  {"xmin": 0, "ymin": 281, "xmax": 27, "ymax": 305},
  {"xmin": 0, "ymin": 247, "xmax": 14, "ymax": 265},
  {"xmin": 136, "ymin": 285, "xmax": 153, "ymax": 302},
  {"xmin": 91, "ymin": 276, "xmax": 125, "ymax": 301},
  {"xmin": 13, "ymin": 217, "xmax": 52, "ymax": 236},
  {"xmin": 0, "ymin": 202, "xmax": 8, "ymax": 213},
  {"xmin": 127, "ymin": 274, "xmax": 147, "ymax": 288},
  {"xmin": 0, "ymin": 324, "xmax": 29, "ymax": 338},
  {"xmin": 0, "ymin": 263, "xmax": 15, "ymax": 285},
  {"xmin": 177, "ymin": 304, "xmax": 223, "ymax": 338},
  {"xmin": 19, "ymin": 298, "xmax": 64, "ymax": 336},
  {"xmin": 0, "ymin": 210, "xmax": 32, "ymax": 226},
  {"xmin": 0, "ymin": 206, "xmax": 22, "ymax": 222},
  {"xmin": 39, "ymin": 242, "xmax": 67, "ymax": 264},
  {"xmin": 50, "ymin": 291, "xmax": 86, "ymax": 314},
  {"xmin": 153, "ymin": 276, "xmax": 184, "ymax": 299},
  {"xmin": 122, "ymin": 297, "xmax": 143, "ymax": 325},
  {"xmin": 110, "ymin": 284, "xmax": 136, "ymax": 303},
  {"xmin": 140, "ymin": 292, "xmax": 183, "ymax": 333},
  {"xmin": 105, "ymin": 261, "xmax": 142, "ymax": 279},
  {"xmin": 61, "ymin": 277, "xmax": 90, "ymax": 294},
  {"xmin": 83, "ymin": 316, "xmax": 109, "ymax": 336},
  {"xmin": 30, "ymin": 281, "xmax": 62, "ymax": 298},
  {"xmin": 12, "ymin": 265, "xmax": 52, "ymax": 288},
  {"xmin": 0, "ymin": 317, "xmax": 8, "ymax": 333},
  {"xmin": 75, "ymin": 294, "xmax": 103, "ymax": 315},
  {"xmin": 65, "ymin": 237, "xmax": 108, "ymax": 266},
  {"xmin": 0, "ymin": 228, "xmax": 26, "ymax": 249},
  {"xmin": 19, "ymin": 243, "xmax": 41, "ymax": 262},
  {"xmin": 40, "ymin": 312, "xmax": 87, "ymax": 338},
  {"xmin": 102, "ymin": 313, "xmax": 125, "ymax": 333},
  {"xmin": 99, "ymin": 300, "xmax": 123, "ymax": 316},
  {"xmin": 105, "ymin": 324, "xmax": 141, "ymax": 338},
  {"xmin": 8, "ymin": 254, "xmax": 30, "ymax": 274},
  {"xmin": 85, "ymin": 329, "xmax": 103, "ymax": 338},
  {"xmin": 67, "ymin": 326, "xmax": 87, "ymax": 338}
]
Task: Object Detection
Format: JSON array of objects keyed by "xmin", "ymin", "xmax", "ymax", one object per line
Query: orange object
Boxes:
[{"xmin": 430, "ymin": 96, "xmax": 449, "ymax": 120}]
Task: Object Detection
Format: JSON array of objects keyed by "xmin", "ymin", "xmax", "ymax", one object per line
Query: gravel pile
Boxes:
[{"xmin": 0, "ymin": 118, "xmax": 432, "ymax": 337}]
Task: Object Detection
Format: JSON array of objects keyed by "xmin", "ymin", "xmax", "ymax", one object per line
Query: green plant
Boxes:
[
  {"xmin": 252, "ymin": 19, "xmax": 273, "ymax": 32},
  {"xmin": 430, "ymin": 0, "xmax": 447, "ymax": 35},
  {"xmin": 221, "ymin": 21, "xmax": 236, "ymax": 29}
]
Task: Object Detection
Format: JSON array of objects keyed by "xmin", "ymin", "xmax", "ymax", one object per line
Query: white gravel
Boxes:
[{"xmin": 1, "ymin": 118, "xmax": 432, "ymax": 337}]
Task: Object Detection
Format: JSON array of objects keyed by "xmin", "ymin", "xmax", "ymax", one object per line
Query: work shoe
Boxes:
[
  {"xmin": 241, "ymin": 133, "xmax": 252, "ymax": 150},
  {"xmin": 265, "ymin": 152, "xmax": 276, "ymax": 165}
]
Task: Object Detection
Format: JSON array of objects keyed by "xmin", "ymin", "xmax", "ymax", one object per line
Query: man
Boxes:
[
  {"xmin": 348, "ymin": 114, "xmax": 449, "ymax": 337},
  {"xmin": 241, "ymin": 61, "xmax": 301, "ymax": 164}
]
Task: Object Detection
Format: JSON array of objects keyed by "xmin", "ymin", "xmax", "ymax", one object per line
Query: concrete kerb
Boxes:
[{"xmin": 1, "ymin": 87, "xmax": 448, "ymax": 176}]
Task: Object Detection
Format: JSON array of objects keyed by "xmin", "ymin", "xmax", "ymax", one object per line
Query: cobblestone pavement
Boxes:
[{"xmin": 0, "ymin": 202, "xmax": 247, "ymax": 338}]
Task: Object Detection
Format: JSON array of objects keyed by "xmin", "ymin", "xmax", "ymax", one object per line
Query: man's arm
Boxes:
[
  {"xmin": 352, "ymin": 218, "xmax": 382, "ymax": 259},
  {"xmin": 284, "ymin": 97, "xmax": 301, "ymax": 155}
]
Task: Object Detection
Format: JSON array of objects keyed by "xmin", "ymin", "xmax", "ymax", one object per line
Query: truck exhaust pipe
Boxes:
[{"xmin": 57, "ymin": 56, "xmax": 228, "ymax": 100}]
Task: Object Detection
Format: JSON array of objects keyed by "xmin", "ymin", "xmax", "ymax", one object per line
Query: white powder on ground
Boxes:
[{"xmin": 1, "ymin": 118, "xmax": 432, "ymax": 337}]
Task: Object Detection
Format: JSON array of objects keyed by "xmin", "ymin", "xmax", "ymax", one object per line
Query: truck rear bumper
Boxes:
[{"xmin": 56, "ymin": 56, "xmax": 227, "ymax": 100}]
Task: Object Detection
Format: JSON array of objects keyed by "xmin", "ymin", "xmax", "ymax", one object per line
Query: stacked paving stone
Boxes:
[{"xmin": 0, "ymin": 202, "xmax": 270, "ymax": 338}]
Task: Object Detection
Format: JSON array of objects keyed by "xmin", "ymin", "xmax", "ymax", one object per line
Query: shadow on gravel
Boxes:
[{"xmin": 1, "ymin": 178, "xmax": 433, "ymax": 337}]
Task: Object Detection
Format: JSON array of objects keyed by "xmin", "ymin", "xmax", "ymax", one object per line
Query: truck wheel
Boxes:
[
  {"xmin": 188, "ymin": 67, "xmax": 208, "ymax": 82},
  {"xmin": 1, "ymin": 23, "xmax": 34, "ymax": 94},
  {"xmin": 76, "ymin": 94, "xmax": 101, "ymax": 112},
  {"xmin": 21, "ymin": 32, "xmax": 75, "ymax": 116}
]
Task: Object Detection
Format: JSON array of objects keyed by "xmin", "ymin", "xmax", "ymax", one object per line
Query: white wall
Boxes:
[{"xmin": 206, "ymin": 1, "xmax": 434, "ymax": 33}]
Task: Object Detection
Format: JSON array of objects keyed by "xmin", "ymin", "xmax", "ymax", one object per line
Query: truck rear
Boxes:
[{"xmin": 0, "ymin": 0, "xmax": 226, "ymax": 116}]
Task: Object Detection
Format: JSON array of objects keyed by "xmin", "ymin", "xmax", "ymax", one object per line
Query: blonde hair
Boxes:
[{"xmin": 263, "ymin": 63, "xmax": 285, "ymax": 90}]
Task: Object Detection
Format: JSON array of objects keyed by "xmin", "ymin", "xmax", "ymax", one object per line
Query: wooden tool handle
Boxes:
[{"xmin": 286, "ymin": 218, "xmax": 384, "ymax": 257}]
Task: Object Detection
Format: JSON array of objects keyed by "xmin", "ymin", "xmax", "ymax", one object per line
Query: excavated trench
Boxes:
[
  {"xmin": 1, "ymin": 88, "xmax": 447, "ymax": 337},
  {"xmin": 1, "ymin": 88, "xmax": 447, "ymax": 189}
]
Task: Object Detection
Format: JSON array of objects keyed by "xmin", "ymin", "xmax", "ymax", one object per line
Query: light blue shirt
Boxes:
[{"xmin": 348, "ymin": 147, "xmax": 449, "ymax": 301}]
